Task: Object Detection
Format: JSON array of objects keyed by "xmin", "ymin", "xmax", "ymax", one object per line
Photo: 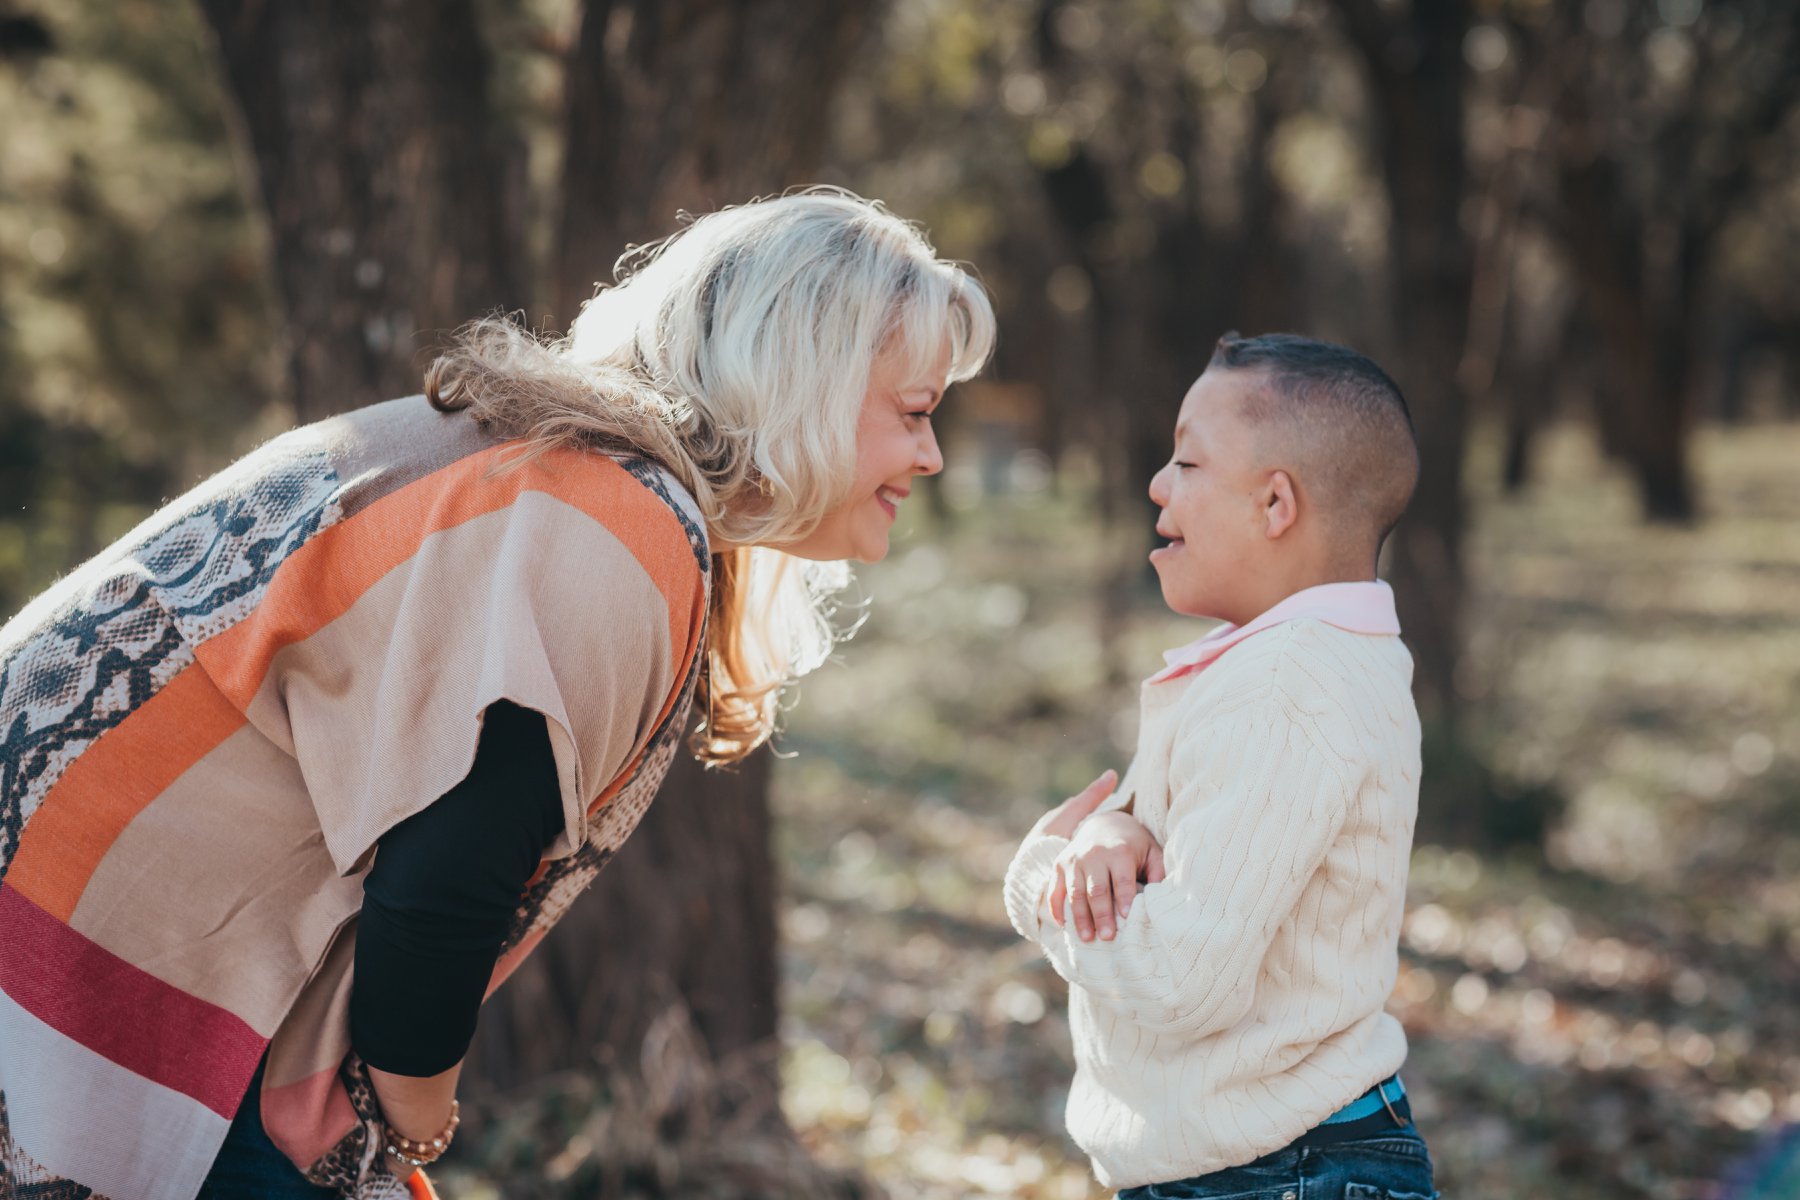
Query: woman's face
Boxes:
[{"xmin": 781, "ymin": 344, "xmax": 949, "ymax": 564}]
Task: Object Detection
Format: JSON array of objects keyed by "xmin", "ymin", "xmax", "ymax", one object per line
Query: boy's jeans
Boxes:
[{"xmin": 1115, "ymin": 1125, "xmax": 1437, "ymax": 1200}]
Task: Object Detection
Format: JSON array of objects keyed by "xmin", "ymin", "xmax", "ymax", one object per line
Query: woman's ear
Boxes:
[{"xmin": 1264, "ymin": 469, "xmax": 1299, "ymax": 539}]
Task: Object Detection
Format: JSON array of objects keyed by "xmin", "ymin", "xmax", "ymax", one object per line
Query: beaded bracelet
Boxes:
[{"xmin": 384, "ymin": 1099, "xmax": 460, "ymax": 1168}]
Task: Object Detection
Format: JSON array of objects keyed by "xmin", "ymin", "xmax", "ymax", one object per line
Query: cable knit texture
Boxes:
[{"xmin": 1003, "ymin": 617, "xmax": 1421, "ymax": 1189}]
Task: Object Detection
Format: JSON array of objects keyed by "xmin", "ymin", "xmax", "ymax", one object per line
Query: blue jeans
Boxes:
[
  {"xmin": 197, "ymin": 1057, "xmax": 338, "ymax": 1199},
  {"xmin": 1117, "ymin": 1125, "xmax": 1437, "ymax": 1199}
]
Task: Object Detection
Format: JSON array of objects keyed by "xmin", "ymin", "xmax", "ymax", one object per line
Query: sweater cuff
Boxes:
[{"xmin": 1002, "ymin": 835, "xmax": 1068, "ymax": 943}]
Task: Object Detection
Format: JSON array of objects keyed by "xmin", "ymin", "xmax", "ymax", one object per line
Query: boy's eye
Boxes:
[{"xmin": 1172, "ymin": 460, "xmax": 1196, "ymax": 470}]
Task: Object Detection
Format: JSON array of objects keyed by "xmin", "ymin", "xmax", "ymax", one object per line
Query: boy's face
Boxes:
[{"xmin": 1147, "ymin": 367, "xmax": 1272, "ymax": 621}]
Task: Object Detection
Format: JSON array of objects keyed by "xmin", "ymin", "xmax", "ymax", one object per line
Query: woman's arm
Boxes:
[
  {"xmin": 353, "ymin": 701, "xmax": 565, "ymax": 1174},
  {"xmin": 366, "ymin": 1063, "xmax": 462, "ymax": 1179}
]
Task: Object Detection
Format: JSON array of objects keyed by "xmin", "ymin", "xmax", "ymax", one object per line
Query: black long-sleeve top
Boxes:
[{"xmin": 350, "ymin": 701, "xmax": 564, "ymax": 1077}]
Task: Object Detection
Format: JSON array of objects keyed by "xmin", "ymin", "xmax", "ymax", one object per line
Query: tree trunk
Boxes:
[
  {"xmin": 1555, "ymin": 151, "xmax": 1699, "ymax": 521},
  {"xmin": 554, "ymin": 0, "xmax": 878, "ymax": 318},
  {"xmin": 198, "ymin": 0, "xmax": 527, "ymax": 419},
  {"xmin": 463, "ymin": 750, "xmax": 782, "ymax": 1095},
  {"xmin": 467, "ymin": 0, "xmax": 882, "ymax": 1134},
  {"xmin": 1496, "ymin": 240, "xmax": 1572, "ymax": 495},
  {"xmin": 1336, "ymin": 0, "xmax": 1474, "ymax": 724},
  {"xmin": 1500, "ymin": 365, "xmax": 1556, "ymax": 495},
  {"xmin": 1625, "ymin": 332, "xmax": 1699, "ymax": 523}
]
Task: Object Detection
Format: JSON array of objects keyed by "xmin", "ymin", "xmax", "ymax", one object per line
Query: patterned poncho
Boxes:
[{"xmin": 0, "ymin": 397, "xmax": 709, "ymax": 1199}]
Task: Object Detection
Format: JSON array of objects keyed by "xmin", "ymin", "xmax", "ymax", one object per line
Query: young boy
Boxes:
[{"xmin": 1004, "ymin": 333, "xmax": 1435, "ymax": 1198}]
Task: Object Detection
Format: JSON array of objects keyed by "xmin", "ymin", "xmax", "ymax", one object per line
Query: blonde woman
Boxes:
[{"xmin": 0, "ymin": 188, "xmax": 994, "ymax": 1200}]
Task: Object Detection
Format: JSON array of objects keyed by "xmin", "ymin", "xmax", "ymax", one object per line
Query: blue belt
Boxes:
[
  {"xmin": 1321, "ymin": 1074, "xmax": 1408, "ymax": 1125},
  {"xmin": 1291, "ymin": 1075, "xmax": 1412, "ymax": 1150}
]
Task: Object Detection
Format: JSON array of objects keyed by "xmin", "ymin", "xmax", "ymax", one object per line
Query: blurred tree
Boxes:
[
  {"xmin": 0, "ymin": 10, "xmax": 50, "ymax": 58},
  {"xmin": 1019, "ymin": 0, "xmax": 1303, "ymax": 516},
  {"xmin": 844, "ymin": 0, "xmax": 1481, "ymax": 718},
  {"xmin": 1532, "ymin": 0, "xmax": 1800, "ymax": 521},
  {"xmin": 1709, "ymin": 125, "xmax": 1800, "ymax": 423},
  {"xmin": 553, "ymin": 0, "xmax": 877, "ymax": 317},
  {"xmin": 0, "ymin": 0, "xmax": 278, "ymax": 610},
  {"xmin": 197, "ymin": 0, "xmax": 529, "ymax": 418},
  {"xmin": 1328, "ymin": 0, "xmax": 1473, "ymax": 723},
  {"xmin": 0, "ymin": 334, "xmax": 47, "ymax": 611},
  {"xmin": 465, "ymin": 749, "xmax": 786, "ymax": 1102},
  {"xmin": 1010, "ymin": 0, "xmax": 1312, "ymax": 680}
]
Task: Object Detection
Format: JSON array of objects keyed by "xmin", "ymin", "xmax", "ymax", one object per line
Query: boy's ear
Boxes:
[{"xmin": 1264, "ymin": 469, "xmax": 1299, "ymax": 540}]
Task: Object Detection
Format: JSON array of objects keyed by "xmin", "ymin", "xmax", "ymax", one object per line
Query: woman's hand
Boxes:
[
  {"xmin": 368, "ymin": 1062, "xmax": 463, "ymax": 1180},
  {"xmin": 1048, "ymin": 812, "xmax": 1166, "ymax": 942}
]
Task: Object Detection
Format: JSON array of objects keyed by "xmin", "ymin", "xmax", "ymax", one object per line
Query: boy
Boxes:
[{"xmin": 1004, "ymin": 333, "xmax": 1435, "ymax": 1198}]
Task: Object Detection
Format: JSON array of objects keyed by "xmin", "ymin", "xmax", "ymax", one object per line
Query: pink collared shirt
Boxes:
[{"xmin": 1147, "ymin": 580, "xmax": 1402, "ymax": 685}]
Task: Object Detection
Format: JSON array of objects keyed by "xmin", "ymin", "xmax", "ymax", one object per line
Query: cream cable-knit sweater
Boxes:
[{"xmin": 1004, "ymin": 618, "xmax": 1421, "ymax": 1188}]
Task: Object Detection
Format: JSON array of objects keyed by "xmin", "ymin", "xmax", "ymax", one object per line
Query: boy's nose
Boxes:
[{"xmin": 1148, "ymin": 463, "xmax": 1172, "ymax": 505}]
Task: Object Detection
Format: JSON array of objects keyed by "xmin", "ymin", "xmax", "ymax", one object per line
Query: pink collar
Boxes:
[{"xmin": 1147, "ymin": 581, "xmax": 1401, "ymax": 685}]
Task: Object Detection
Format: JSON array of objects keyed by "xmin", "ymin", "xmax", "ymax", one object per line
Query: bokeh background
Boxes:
[{"xmin": 2, "ymin": 1, "xmax": 1798, "ymax": 1197}]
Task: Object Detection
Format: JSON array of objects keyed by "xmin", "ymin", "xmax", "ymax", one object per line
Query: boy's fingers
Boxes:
[
  {"xmin": 1113, "ymin": 862, "xmax": 1138, "ymax": 923},
  {"xmin": 1068, "ymin": 866, "xmax": 1095, "ymax": 941},
  {"xmin": 1086, "ymin": 869, "xmax": 1115, "ymax": 940},
  {"xmin": 1146, "ymin": 844, "xmax": 1166, "ymax": 884}
]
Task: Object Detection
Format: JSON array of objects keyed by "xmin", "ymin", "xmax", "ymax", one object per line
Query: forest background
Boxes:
[{"xmin": 2, "ymin": 0, "xmax": 1798, "ymax": 1196}]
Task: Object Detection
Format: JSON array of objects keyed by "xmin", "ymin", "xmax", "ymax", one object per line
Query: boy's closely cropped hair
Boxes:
[{"xmin": 1004, "ymin": 332, "xmax": 1438, "ymax": 1199}]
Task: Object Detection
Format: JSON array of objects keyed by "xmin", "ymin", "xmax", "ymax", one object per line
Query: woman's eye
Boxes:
[{"xmin": 907, "ymin": 410, "xmax": 934, "ymax": 422}]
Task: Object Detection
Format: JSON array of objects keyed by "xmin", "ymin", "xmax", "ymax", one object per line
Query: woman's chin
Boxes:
[
  {"xmin": 776, "ymin": 532, "xmax": 885, "ymax": 564},
  {"xmin": 851, "ymin": 535, "xmax": 890, "ymax": 564}
]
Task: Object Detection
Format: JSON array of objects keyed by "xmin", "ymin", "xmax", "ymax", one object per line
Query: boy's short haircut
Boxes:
[{"xmin": 1209, "ymin": 331, "xmax": 1420, "ymax": 551}]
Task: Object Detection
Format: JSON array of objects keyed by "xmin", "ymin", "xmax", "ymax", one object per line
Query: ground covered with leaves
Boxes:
[{"xmin": 767, "ymin": 420, "xmax": 1800, "ymax": 1199}]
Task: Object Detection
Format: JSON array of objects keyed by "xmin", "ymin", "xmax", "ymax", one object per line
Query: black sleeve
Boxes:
[{"xmin": 351, "ymin": 700, "xmax": 565, "ymax": 1077}]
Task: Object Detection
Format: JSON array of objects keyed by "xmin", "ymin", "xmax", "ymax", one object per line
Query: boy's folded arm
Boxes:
[
  {"xmin": 1002, "ymin": 832, "xmax": 1069, "ymax": 943},
  {"xmin": 1003, "ymin": 767, "xmax": 1125, "ymax": 944},
  {"xmin": 1030, "ymin": 701, "xmax": 1354, "ymax": 1036}
]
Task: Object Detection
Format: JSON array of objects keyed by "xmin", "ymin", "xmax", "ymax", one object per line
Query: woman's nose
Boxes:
[{"xmin": 916, "ymin": 426, "xmax": 945, "ymax": 476}]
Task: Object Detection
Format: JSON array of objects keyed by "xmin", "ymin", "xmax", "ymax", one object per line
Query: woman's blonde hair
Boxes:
[{"xmin": 425, "ymin": 187, "xmax": 995, "ymax": 764}]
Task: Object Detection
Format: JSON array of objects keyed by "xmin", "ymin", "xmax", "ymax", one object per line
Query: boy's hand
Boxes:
[{"xmin": 1049, "ymin": 813, "xmax": 1166, "ymax": 942}]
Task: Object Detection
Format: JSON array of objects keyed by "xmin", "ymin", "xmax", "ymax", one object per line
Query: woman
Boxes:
[{"xmin": 0, "ymin": 188, "xmax": 995, "ymax": 1199}]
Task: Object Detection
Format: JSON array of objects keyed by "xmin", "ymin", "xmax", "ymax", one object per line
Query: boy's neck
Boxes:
[{"xmin": 1214, "ymin": 559, "xmax": 1377, "ymax": 628}]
